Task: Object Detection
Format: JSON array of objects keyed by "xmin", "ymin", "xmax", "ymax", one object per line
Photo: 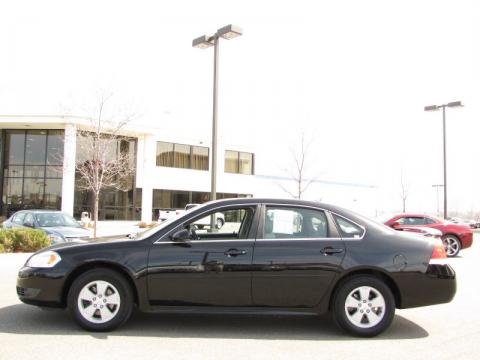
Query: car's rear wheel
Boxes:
[
  {"xmin": 67, "ymin": 268, "xmax": 134, "ymax": 331},
  {"xmin": 332, "ymin": 275, "xmax": 395, "ymax": 337},
  {"xmin": 442, "ymin": 235, "xmax": 461, "ymax": 257},
  {"xmin": 216, "ymin": 218, "xmax": 224, "ymax": 229}
]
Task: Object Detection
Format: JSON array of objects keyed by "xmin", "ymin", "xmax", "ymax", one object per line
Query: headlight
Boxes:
[
  {"xmin": 47, "ymin": 234, "xmax": 64, "ymax": 244},
  {"xmin": 26, "ymin": 251, "xmax": 62, "ymax": 268}
]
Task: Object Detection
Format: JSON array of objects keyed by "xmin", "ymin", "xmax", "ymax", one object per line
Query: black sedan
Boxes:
[{"xmin": 16, "ymin": 198, "xmax": 456, "ymax": 337}]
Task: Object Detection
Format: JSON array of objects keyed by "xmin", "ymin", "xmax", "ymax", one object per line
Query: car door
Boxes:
[
  {"xmin": 251, "ymin": 205, "xmax": 346, "ymax": 307},
  {"xmin": 146, "ymin": 204, "xmax": 259, "ymax": 307}
]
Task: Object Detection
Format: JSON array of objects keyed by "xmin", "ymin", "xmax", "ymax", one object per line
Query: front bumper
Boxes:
[
  {"xmin": 16, "ymin": 266, "xmax": 66, "ymax": 308},
  {"xmin": 395, "ymin": 264, "xmax": 456, "ymax": 309}
]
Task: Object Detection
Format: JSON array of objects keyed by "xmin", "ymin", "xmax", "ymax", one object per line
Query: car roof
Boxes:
[
  {"xmin": 14, "ymin": 210, "xmax": 65, "ymax": 214},
  {"xmin": 390, "ymin": 213, "xmax": 436, "ymax": 218},
  {"xmin": 201, "ymin": 197, "xmax": 352, "ymax": 214}
]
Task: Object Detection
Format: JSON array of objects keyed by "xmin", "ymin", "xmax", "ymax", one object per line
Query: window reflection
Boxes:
[
  {"xmin": 73, "ymin": 136, "xmax": 138, "ymax": 221},
  {"xmin": 225, "ymin": 150, "xmax": 254, "ymax": 175},
  {"xmin": 192, "ymin": 146, "xmax": 209, "ymax": 170},
  {"xmin": 25, "ymin": 130, "xmax": 47, "ymax": 165},
  {"xmin": 4, "ymin": 130, "xmax": 25, "ymax": 165},
  {"xmin": 2, "ymin": 130, "xmax": 64, "ymax": 217},
  {"xmin": 156, "ymin": 141, "xmax": 209, "ymax": 171}
]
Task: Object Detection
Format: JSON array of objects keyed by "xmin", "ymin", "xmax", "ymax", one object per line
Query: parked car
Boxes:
[
  {"xmin": 17, "ymin": 198, "xmax": 455, "ymax": 337},
  {"xmin": 382, "ymin": 213, "xmax": 473, "ymax": 257},
  {"xmin": 446, "ymin": 217, "xmax": 480, "ymax": 229},
  {"xmin": 3, "ymin": 210, "xmax": 91, "ymax": 244},
  {"xmin": 159, "ymin": 204, "xmax": 225, "ymax": 229}
]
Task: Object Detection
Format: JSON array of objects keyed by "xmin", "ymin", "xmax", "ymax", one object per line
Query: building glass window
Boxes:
[
  {"xmin": 4, "ymin": 130, "xmax": 26, "ymax": 165},
  {"xmin": 191, "ymin": 191, "xmax": 210, "ymax": 204},
  {"xmin": 73, "ymin": 136, "xmax": 138, "ymax": 221},
  {"xmin": 174, "ymin": 144, "xmax": 191, "ymax": 169},
  {"xmin": 1, "ymin": 130, "xmax": 64, "ymax": 217},
  {"xmin": 171, "ymin": 191, "xmax": 190, "ymax": 208},
  {"xmin": 225, "ymin": 150, "xmax": 238, "ymax": 173},
  {"xmin": 225, "ymin": 150, "xmax": 254, "ymax": 175},
  {"xmin": 239, "ymin": 152, "xmax": 253, "ymax": 175},
  {"xmin": 44, "ymin": 179, "xmax": 62, "ymax": 209},
  {"xmin": 47, "ymin": 130, "xmax": 64, "ymax": 165},
  {"xmin": 192, "ymin": 146, "xmax": 209, "ymax": 171},
  {"xmin": 156, "ymin": 141, "xmax": 209, "ymax": 171},
  {"xmin": 25, "ymin": 130, "xmax": 47, "ymax": 165},
  {"xmin": 156, "ymin": 142, "xmax": 174, "ymax": 167}
]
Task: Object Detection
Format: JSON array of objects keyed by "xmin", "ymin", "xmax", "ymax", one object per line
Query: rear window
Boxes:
[{"xmin": 333, "ymin": 215, "xmax": 365, "ymax": 238}]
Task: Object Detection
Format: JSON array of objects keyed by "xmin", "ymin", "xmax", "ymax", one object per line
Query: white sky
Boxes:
[{"xmin": 0, "ymin": 0, "xmax": 479, "ymax": 214}]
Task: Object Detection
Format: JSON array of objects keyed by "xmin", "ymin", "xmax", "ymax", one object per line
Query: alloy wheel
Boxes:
[
  {"xmin": 443, "ymin": 236, "xmax": 460, "ymax": 257},
  {"xmin": 77, "ymin": 280, "xmax": 121, "ymax": 324},
  {"xmin": 344, "ymin": 286, "xmax": 386, "ymax": 329}
]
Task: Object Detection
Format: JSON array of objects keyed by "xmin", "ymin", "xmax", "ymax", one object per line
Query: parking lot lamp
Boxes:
[
  {"xmin": 192, "ymin": 25, "xmax": 242, "ymax": 202},
  {"xmin": 424, "ymin": 101, "xmax": 463, "ymax": 219}
]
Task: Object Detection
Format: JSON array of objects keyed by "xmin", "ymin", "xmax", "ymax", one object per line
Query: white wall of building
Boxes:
[
  {"xmin": 0, "ymin": 116, "xmax": 379, "ymax": 220},
  {"xmin": 61, "ymin": 123, "xmax": 77, "ymax": 215}
]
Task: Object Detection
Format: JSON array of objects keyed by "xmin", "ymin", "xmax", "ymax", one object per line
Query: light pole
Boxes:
[
  {"xmin": 432, "ymin": 184, "xmax": 444, "ymax": 216},
  {"xmin": 424, "ymin": 101, "xmax": 463, "ymax": 219},
  {"xmin": 192, "ymin": 25, "xmax": 243, "ymax": 202}
]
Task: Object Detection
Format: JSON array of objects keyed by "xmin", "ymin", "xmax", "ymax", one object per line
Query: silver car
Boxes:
[{"xmin": 2, "ymin": 210, "xmax": 91, "ymax": 244}]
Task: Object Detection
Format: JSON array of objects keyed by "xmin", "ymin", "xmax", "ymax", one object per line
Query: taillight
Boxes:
[{"xmin": 429, "ymin": 238, "xmax": 447, "ymax": 264}]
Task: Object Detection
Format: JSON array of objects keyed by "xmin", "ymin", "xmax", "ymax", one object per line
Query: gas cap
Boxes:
[{"xmin": 393, "ymin": 254, "xmax": 408, "ymax": 270}]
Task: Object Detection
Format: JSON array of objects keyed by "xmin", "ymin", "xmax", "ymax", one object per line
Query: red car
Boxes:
[{"xmin": 383, "ymin": 213, "xmax": 473, "ymax": 257}]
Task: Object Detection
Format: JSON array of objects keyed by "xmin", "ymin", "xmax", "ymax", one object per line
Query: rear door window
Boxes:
[
  {"xmin": 264, "ymin": 207, "xmax": 330, "ymax": 239},
  {"xmin": 333, "ymin": 215, "xmax": 365, "ymax": 239}
]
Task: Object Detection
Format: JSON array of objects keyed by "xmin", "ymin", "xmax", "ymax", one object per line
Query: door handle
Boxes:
[
  {"xmin": 224, "ymin": 248, "xmax": 247, "ymax": 257},
  {"xmin": 320, "ymin": 247, "xmax": 344, "ymax": 255}
]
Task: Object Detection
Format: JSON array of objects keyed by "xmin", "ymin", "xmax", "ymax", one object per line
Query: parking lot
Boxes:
[{"xmin": 0, "ymin": 234, "xmax": 479, "ymax": 360}]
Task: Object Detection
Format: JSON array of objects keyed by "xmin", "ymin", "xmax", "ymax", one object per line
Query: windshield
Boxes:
[{"xmin": 35, "ymin": 213, "xmax": 81, "ymax": 228}]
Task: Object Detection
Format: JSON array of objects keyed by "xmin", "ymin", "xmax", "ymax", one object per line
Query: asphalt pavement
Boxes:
[{"xmin": 0, "ymin": 234, "xmax": 479, "ymax": 360}]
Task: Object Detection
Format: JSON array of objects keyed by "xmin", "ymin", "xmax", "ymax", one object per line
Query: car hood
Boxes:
[
  {"xmin": 45, "ymin": 235, "xmax": 132, "ymax": 252},
  {"xmin": 41, "ymin": 226, "xmax": 91, "ymax": 238}
]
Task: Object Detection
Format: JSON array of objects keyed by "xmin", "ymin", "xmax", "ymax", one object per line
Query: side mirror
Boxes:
[
  {"xmin": 171, "ymin": 229, "xmax": 192, "ymax": 242},
  {"xmin": 391, "ymin": 221, "xmax": 401, "ymax": 229}
]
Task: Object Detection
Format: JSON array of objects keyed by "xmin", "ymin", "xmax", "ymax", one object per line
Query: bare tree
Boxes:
[
  {"xmin": 278, "ymin": 133, "xmax": 318, "ymax": 200},
  {"xmin": 74, "ymin": 92, "xmax": 135, "ymax": 239},
  {"xmin": 399, "ymin": 169, "xmax": 408, "ymax": 213}
]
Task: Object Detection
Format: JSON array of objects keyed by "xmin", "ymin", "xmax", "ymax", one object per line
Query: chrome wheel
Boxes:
[
  {"xmin": 77, "ymin": 280, "xmax": 121, "ymax": 324},
  {"xmin": 443, "ymin": 236, "xmax": 460, "ymax": 257},
  {"xmin": 344, "ymin": 286, "xmax": 385, "ymax": 329}
]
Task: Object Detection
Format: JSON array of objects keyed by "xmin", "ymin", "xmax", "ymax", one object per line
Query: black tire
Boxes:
[
  {"xmin": 332, "ymin": 275, "xmax": 395, "ymax": 337},
  {"xmin": 216, "ymin": 218, "xmax": 224, "ymax": 229},
  {"xmin": 442, "ymin": 235, "xmax": 461, "ymax": 257},
  {"xmin": 67, "ymin": 268, "xmax": 134, "ymax": 332}
]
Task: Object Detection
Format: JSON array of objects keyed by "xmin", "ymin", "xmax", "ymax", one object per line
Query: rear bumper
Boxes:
[
  {"xmin": 16, "ymin": 267, "xmax": 65, "ymax": 308},
  {"xmin": 395, "ymin": 264, "xmax": 456, "ymax": 309}
]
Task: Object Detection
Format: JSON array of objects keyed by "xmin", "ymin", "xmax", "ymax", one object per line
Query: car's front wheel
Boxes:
[
  {"xmin": 442, "ymin": 235, "xmax": 461, "ymax": 257},
  {"xmin": 67, "ymin": 268, "xmax": 134, "ymax": 331},
  {"xmin": 332, "ymin": 275, "xmax": 395, "ymax": 337}
]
